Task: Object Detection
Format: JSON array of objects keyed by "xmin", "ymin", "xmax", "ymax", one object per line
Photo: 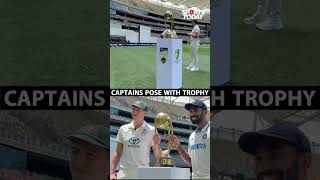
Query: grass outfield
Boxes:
[
  {"xmin": 0, "ymin": 0, "xmax": 107, "ymax": 86},
  {"xmin": 232, "ymin": 0, "xmax": 320, "ymax": 85},
  {"xmin": 111, "ymin": 45, "xmax": 210, "ymax": 89}
]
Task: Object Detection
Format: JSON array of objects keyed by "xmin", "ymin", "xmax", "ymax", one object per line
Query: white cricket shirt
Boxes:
[
  {"xmin": 116, "ymin": 121, "xmax": 155, "ymax": 179},
  {"xmin": 188, "ymin": 121, "xmax": 210, "ymax": 179},
  {"xmin": 190, "ymin": 25, "xmax": 200, "ymax": 45},
  {"xmin": 162, "ymin": 29, "xmax": 178, "ymax": 38}
]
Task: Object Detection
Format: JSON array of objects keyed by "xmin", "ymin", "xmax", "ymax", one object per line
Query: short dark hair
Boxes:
[{"xmin": 192, "ymin": 19, "xmax": 198, "ymax": 24}]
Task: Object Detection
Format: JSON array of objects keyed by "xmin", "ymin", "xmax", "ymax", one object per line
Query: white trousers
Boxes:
[{"xmin": 189, "ymin": 41, "xmax": 199, "ymax": 68}]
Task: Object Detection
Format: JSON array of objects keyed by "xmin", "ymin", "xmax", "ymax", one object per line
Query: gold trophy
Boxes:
[
  {"xmin": 154, "ymin": 112, "xmax": 175, "ymax": 167},
  {"xmin": 163, "ymin": 11, "xmax": 175, "ymax": 39}
]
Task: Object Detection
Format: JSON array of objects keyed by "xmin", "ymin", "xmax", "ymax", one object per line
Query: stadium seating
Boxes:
[
  {"xmin": 0, "ymin": 110, "xmax": 105, "ymax": 161},
  {"xmin": 111, "ymin": 96, "xmax": 122, "ymax": 106},
  {"xmin": 112, "ymin": 96, "xmax": 191, "ymax": 122}
]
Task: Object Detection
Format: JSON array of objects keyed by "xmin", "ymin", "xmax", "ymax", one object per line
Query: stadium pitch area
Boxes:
[{"xmin": 111, "ymin": 45, "xmax": 210, "ymax": 89}]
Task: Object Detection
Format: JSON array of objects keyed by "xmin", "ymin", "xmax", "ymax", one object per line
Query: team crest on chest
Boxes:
[
  {"xmin": 141, "ymin": 128, "xmax": 147, "ymax": 136},
  {"xmin": 202, "ymin": 134, "xmax": 207, "ymax": 140}
]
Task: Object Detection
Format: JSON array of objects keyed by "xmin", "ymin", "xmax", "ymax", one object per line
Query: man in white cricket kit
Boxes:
[
  {"xmin": 243, "ymin": 0, "xmax": 283, "ymax": 31},
  {"xmin": 168, "ymin": 100, "xmax": 210, "ymax": 179},
  {"xmin": 161, "ymin": 24, "xmax": 177, "ymax": 39},
  {"xmin": 186, "ymin": 20, "xmax": 201, "ymax": 72},
  {"xmin": 110, "ymin": 101, "xmax": 162, "ymax": 179}
]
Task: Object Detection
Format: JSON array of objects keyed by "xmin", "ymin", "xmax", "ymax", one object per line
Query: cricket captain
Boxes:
[
  {"xmin": 168, "ymin": 100, "xmax": 210, "ymax": 179},
  {"xmin": 161, "ymin": 24, "xmax": 178, "ymax": 39},
  {"xmin": 110, "ymin": 101, "xmax": 162, "ymax": 179},
  {"xmin": 68, "ymin": 125, "xmax": 108, "ymax": 180},
  {"xmin": 186, "ymin": 20, "xmax": 201, "ymax": 72}
]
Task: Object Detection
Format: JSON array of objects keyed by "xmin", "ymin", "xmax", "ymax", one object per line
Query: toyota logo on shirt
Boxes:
[{"xmin": 129, "ymin": 137, "xmax": 140, "ymax": 145}]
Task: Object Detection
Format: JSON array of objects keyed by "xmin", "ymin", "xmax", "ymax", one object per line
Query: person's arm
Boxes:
[
  {"xmin": 110, "ymin": 127, "xmax": 124, "ymax": 179},
  {"xmin": 189, "ymin": 27, "xmax": 200, "ymax": 38},
  {"xmin": 168, "ymin": 135, "xmax": 191, "ymax": 166},
  {"xmin": 152, "ymin": 133, "xmax": 162, "ymax": 160},
  {"xmin": 161, "ymin": 29, "xmax": 168, "ymax": 38},
  {"xmin": 176, "ymin": 143, "xmax": 191, "ymax": 166},
  {"xmin": 110, "ymin": 143, "xmax": 123, "ymax": 179}
]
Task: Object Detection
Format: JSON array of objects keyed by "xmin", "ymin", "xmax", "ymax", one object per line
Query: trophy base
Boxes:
[
  {"xmin": 163, "ymin": 32, "xmax": 175, "ymax": 39},
  {"xmin": 157, "ymin": 157, "xmax": 175, "ymax": 167}
]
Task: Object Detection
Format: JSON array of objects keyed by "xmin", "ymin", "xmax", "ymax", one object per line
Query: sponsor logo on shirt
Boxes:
[
  {"xmin": 190, "ymin": 143, "xmax": 206, "ymax": 150},
  {"xmin": 128, "ymin": 137, "xmax": 140, "ymax": 148}
]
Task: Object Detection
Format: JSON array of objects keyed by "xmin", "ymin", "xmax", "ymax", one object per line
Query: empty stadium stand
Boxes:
[
  {"xmin": 111, "ymin": 96, "xmax": 192, "ymax": 122},
  {"xmin": 0, "ymin": 110, "xmax": 106, "ymax": 180}
]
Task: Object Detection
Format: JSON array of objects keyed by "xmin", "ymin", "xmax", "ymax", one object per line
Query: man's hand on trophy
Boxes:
[
  {"xmin": 110, "ymin": 173, "xmax": 117, "ymax": 180},
  {"xmin": 153, "ymin": 134, "xmax": 161, "ymax": 146},
  {"xmin": 168, "ymin": 134, "xmax": 180, "ymax": 148}
]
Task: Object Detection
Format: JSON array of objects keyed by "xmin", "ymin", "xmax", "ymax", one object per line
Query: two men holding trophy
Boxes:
[{"xmin": 110, "ymin": 100, "xmax": 210, "ymax": 179}]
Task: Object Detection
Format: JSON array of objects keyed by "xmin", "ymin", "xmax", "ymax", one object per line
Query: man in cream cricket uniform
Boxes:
[
  {"xmin": 186, "ymin": 20, "xmax": 201, "ymax": 72},
  {"xmin": 161, "ymin": 25, "xmax": 177, "ymax": 39},
  {"xmin": 110, "ymin": 101, "xmax": 162, "ymax": 179},
  {"xmin": 168, "ymin": 100, "xmax": 210, "ymax": 179}
]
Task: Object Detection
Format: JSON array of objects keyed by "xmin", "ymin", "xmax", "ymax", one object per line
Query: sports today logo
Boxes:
[{"xmin": 182, "ymin": 7, "xmax": 205, "ymax": 20}]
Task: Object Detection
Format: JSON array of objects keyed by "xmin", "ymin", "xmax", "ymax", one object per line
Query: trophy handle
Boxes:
[
  {"xmin": 170, "ymin": 20, "xmax": 174, "ymax": 31},
  {"xmin": 154, "ymin": 127, "xmax": 160, "ymax": 166},
  {"xmin": 167, "ymin": 121, "xmax": 174, "ymax": 155}
]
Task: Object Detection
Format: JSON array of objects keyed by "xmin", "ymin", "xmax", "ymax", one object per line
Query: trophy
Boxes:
[
  {"xmin": 154, "ymin": 112, "xmax": 175, "ymax": 167},
  {"xmin": 163, "ymin": 11, "xmax": 175, "ymax": 38}
]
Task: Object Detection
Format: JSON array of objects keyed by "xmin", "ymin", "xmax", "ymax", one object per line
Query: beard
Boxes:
[
  {"xmin": 256, "ymin": 158, "xmax": 300, "ymax": 180},
  {"xmin": 190, "ymin": 114, "xmax": 203, "ymax": 124}
]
